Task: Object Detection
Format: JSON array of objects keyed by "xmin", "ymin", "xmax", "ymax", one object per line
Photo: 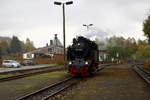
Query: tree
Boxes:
[
  {"xmin": 24, "ymin": 38, "xmax": 35, "ymax": 52},
  {"xmin": 10, "ymin": 36, "xmax": 22, "ymax": 54},
  {"xmin": 143, "ymin": 15, "xmax": 150, "ymax": 43},
  {"xmin": 106, "ymin": 36, "xmax": 138, "ymax": 59},
  {"xmin": 0, "ymin": 46, "xmax": 2, "ymax": 59},
  {"xmin": 95, "ymin": 38, "xmax": 105, "ymax": 46},
  {"xmin": 138, "ymin": 39, "xmax": 148, "ymax": 45},
  {"xmin": 0, "ymin": 40, "xmax": 10, "ymax": 56},
  {"xmin": 134, "ymin": 45, "xmax": 150, "ymax": 57},
  {"xmin": 20, "ymin": 41, "xmax": 26, "ymax": 52}
]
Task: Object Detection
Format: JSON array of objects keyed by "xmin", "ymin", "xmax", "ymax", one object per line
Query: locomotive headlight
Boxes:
[
  {"xmin": 77, "ymin": 43, "xmax": 80, "ymax": 46},
  {"xmin": 69, "ymin": 61, "xmax": 72, "ymax": 65},
  {"xmin": 85, "ymin": 61, "xmax": 88, "ymax": 65}
]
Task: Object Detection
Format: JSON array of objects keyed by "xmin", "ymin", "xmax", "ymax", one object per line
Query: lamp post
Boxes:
[
  {"xmin": 83, "ymin": 24, "xmax": 93, "ymax": 31},
  {"xmin": 54, "ymin": 1, "xmax": 73, "ymax": 63}
]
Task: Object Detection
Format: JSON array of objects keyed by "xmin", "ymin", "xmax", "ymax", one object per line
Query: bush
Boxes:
[
  {"xmin": 134, "ymin": 45, "xmax": 150, "ymax": 57},
  {"xmin": 144, "ymin": 60, "xmax": 150, "ymax": 71}
]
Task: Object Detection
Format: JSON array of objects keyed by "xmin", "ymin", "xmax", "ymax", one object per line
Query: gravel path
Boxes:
[{"xmin": 60, "ymin": 65, "xmax": 150, "ymax": 100}]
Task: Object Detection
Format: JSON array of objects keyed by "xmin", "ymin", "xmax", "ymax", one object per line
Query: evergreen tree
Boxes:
[{"xmin": 10, "ymin": 36, "xmax": 22, "ymax": 54}]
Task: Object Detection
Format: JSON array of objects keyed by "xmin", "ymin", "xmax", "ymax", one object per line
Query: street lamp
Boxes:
[
  {"xmin": 83, "ymin": 24, "xmax": 93, "ymax": 31},
  {"xmin": 54, "ymin": 1, "xmax": 73, "ymax": 63}
]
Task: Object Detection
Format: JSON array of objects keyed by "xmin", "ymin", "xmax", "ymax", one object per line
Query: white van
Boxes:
[{"xmin": 2, "ymin": 60, "xmax": 21, "ymax": 68}]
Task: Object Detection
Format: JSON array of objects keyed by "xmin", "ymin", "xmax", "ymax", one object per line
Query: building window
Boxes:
[{"xmin": 48, "ymin": 48, "xmax": 53, "ymax": 53}]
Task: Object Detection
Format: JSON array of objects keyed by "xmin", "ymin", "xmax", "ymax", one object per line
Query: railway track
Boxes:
[
  {"xmin": 15, "ymin": 64, "xmax": 110, "ymax": 100},
  {"xmin": 0, "ymin": 67, "xmax": 64, "ymax": 82},
  {"xmin": 16, "ymin": 77, "xmax": 77, "ymax": 100},
  {"xmin": 97, "ymin": 63, "xmax": 117, "ymax": 70},
  {"xmin": 132, "ymin": 65, "xmax": 150, "ymax": 84},
  {"xmin": 0, "ymin": 63, "xmax": 112, "ymax": 82}
]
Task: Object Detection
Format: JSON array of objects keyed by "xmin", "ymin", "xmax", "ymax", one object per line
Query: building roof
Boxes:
[
  {"xmin": 51, "ymin": 34, "xmax": 63, "ymax": 46},
  {"xmin": 24, "ymin": 34, "xmax": 63, "ymax": 55},
  {"xmin": 0, "ymin": 36, "xmax": 11, "ymax": 41},
  {"xmin": 27, "ymin": 45, "xmax": 63, "ymax": 54}
]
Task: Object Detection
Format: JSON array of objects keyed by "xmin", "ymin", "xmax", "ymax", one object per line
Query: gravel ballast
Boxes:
[{"xmin": 59, "ymin": 65, "xmax": 150, "ymax": 100}]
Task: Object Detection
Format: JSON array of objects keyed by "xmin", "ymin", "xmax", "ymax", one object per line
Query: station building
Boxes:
[{"xmin": 23, "ymin": 34, "xmax": 64, "ymax": 63}]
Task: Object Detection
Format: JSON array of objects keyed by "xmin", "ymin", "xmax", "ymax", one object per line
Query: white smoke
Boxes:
[{"xmin": 76, "ymin": 26, "xmax": 111, "ymax": 42}]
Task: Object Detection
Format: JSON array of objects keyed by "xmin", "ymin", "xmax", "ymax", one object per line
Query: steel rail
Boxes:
[
  {"xmin": 97, "ymin": 63, "xmax": 116, "ymax": 71},
  {"xmin": 0, "ymin": 67, "xmax": 64, "ymax": 82},
  {"xmin": 42, "ymin": 81, "xmax": 75, "ymax": 100},
  {"xmin": 133, "ymin": 65, "xmax": 150, "ymax": 84},
  {"xmin": 0, "ymin": 63, "xmax": 113, "ymax": 82},
  {"xmin": 16, "ymin": 77, "xmax": 75, "ymax": 100},
  {"xmin": 16, "ymin": 63, "xmax": 111, "ymax": 100}
]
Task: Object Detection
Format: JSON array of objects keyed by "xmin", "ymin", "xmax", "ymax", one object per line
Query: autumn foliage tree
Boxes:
[
  {"xmin": 143, "ymin": 15, "xmax": 150, "ymax": 43},
  {"xmin": 134, "ymin": 44, "xmax": 150, "ymax": 71},
  {"xmin": 106, "ymin": 36, "xmax": 138, "ymax": 59},
  {"xmin": 0, "ymin": 41, "xmax": 10, "ymax": 56},
  {"xmin": 24, "ymin": 38, "xmax": 35, "ymax": 52},
  {"xmin": 134, "ymin": 45, "xmax": 150, "ymax": 57}
]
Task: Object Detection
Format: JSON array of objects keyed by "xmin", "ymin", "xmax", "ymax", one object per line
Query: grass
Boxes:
[
  {"xmin": 0, "ymin": 73, "xmax": 17, "ymax": 78},
  {"xmin": 0, "ymin": 66, "xmax": 65, "ymax": 79},
  {"xmin": 25, "ymin": 71, "xmax": 67, "ymax": 79},
  {"xmin": 0, "ymin": 73, "xmax": 18, "ymax": 79},
  {"xmin": 44, "ymin": 61, "xmax": 64, "ymax": 65},
  {"xmin": 16, "ymin": 71, "xmax": 67, "ymax": 91},
  {"xmin": 16, "ymin": 82, "xmax": 38, "ymax": 91}
]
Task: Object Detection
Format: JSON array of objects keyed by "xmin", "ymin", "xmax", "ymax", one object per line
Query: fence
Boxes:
[
  {"xmin": 0, "ymin": 54, "xmax": 64, "ymax": 67},
  {"xmin": 0, "ymin": 59, "xmax": 2, "ymax": 66},
  {"xmin": 31, "ymin": 55, "xmax": 64, "ymax": 64}
]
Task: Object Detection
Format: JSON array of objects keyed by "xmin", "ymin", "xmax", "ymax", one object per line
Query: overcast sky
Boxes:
[{"xmin": 0, "ymin": 0, "xmax": 150, "ymax": 47}]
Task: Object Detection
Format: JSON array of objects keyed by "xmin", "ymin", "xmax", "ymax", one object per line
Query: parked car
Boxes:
[
  {"xmin": 2, "ymin": 60, "xmax": 21, "ymax": 68},
  {"xmin": 21, "ymin": 60, "xmax": 37, "ymax": 66}
]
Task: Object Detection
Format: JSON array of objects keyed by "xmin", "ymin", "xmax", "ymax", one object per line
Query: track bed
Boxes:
[
  {"xmin": 59, "ymin": 65, "xmax": 150, "ymax": 100},
  {"xmin": 0, "ymin": 71, "xmax": 68, "ymax": 100}
]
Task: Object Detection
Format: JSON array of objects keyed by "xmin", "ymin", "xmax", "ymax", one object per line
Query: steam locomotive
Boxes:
[{"xmin": 67, "ymin": 36, "xmax": 99, "ymax": 76}]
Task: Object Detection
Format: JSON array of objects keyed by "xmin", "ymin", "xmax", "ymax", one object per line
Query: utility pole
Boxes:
[
  {"xmin": 63, "ymin": 4, "xmax": 66, "ymax": 62},
  {"xmin": 54, "ymin": 1, "xmax": 73, "ymax": 63}
]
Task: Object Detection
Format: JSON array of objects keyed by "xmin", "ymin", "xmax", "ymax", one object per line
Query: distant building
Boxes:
[
  {"xmin": 23, "ymin": 34, "xmax": 63, "ymax": 59},
  {"xmin": 98, "ymin": 46, "xmax": 108, "ymax": 61},
  {"xmin": 0, "ymin": 36, "xmax": 11, "ymax": 44}
]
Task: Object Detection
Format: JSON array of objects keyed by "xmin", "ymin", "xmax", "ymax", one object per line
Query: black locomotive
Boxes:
[{"xmin": 67, "ymin": 36, "xmax": 99, "ymax": 76}]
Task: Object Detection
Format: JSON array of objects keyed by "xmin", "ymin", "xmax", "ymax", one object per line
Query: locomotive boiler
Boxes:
[{"xmin": 67, "ymin": 36, "xmax": 99, "ymax": 76}]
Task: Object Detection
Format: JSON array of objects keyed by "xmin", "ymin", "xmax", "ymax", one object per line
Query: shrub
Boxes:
[{"xmin": 144, "ymin": 60, "xmax": 150, "ymax": 71}]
